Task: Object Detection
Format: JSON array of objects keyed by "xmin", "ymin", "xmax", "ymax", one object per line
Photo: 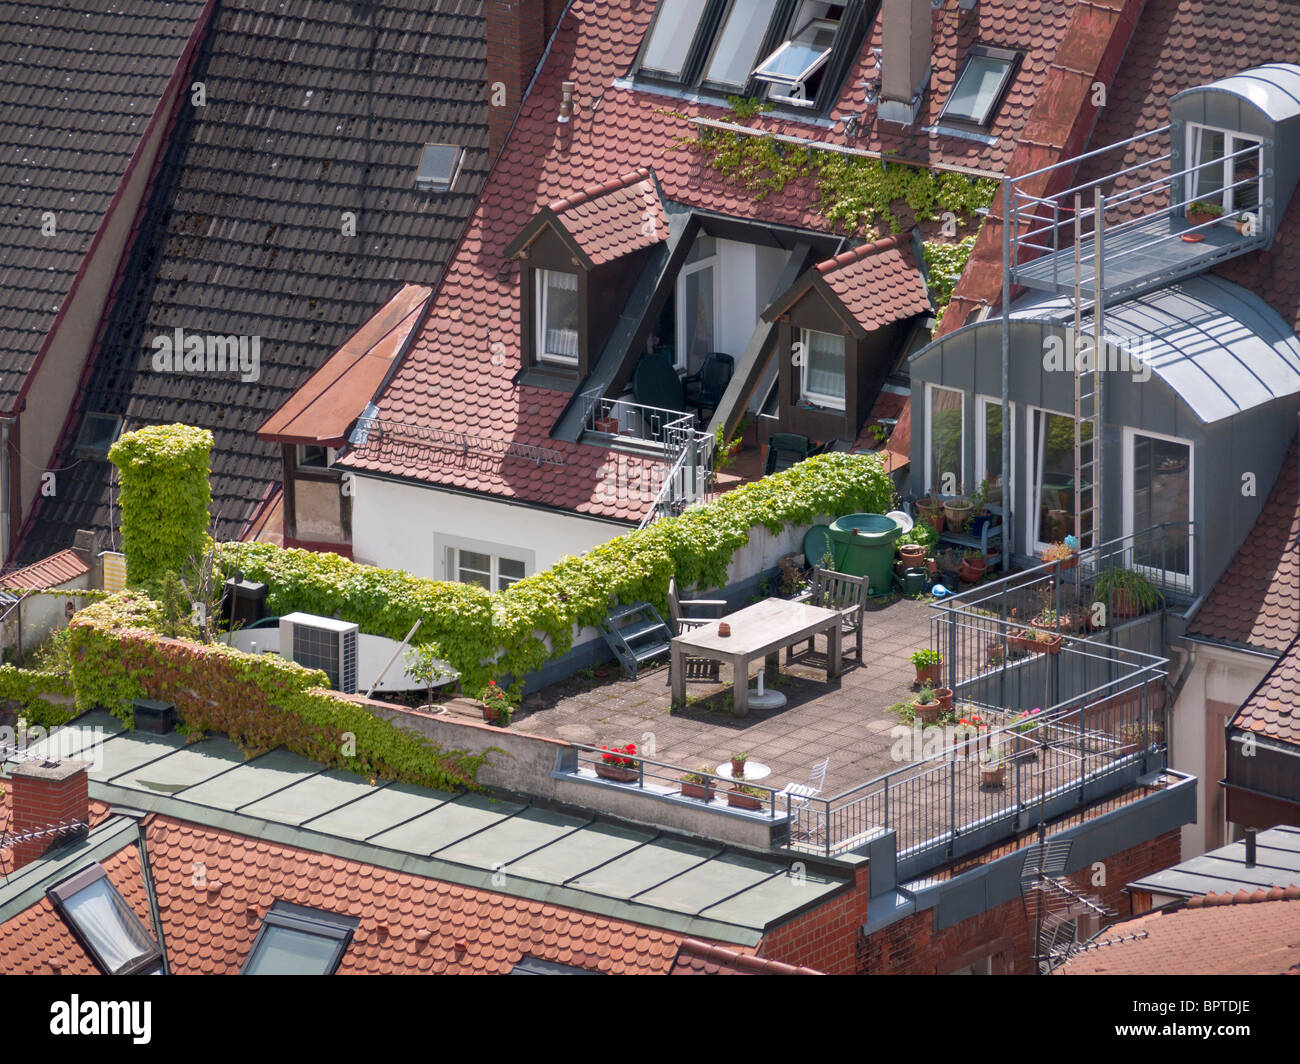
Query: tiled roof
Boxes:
[
  {"xmin": 0, "ymin": 548, "xmax": 89, "ymax": 590},
  {"xmin": 14, "ymin": 0, "xmax": 492, "ymax": 563},
  {"xmin": 0, "ymin": 812, "xmax": 785, "ymax": 975},
  {"xmin": 0, "ymin": 0, "xmax": 210, "ymax": 407},
  {"xmin": 1187, "ymin": 434, "xmax": 1299, "ymax": 652},
  {"xmin": 258, "ymin": 284, "xmax": 432, "ymax": 447},
  {"xmin": 819, "ymin": 236, "xmax": 931, "ymax": 333},
  {"xmin": 343, "ymin": 0, "xmax": 1080, "ymax": 516},
  {"xmin": 1058, "ymin": 895, "xmax": 1300, "ymax": 975},
  {"xmin": 541, "ymin": 167, "xmax": 667, "ymax": 267},
  {"xmin": 1228, "ymin": 633, "xmax": 1300, "ymax": 747},
  {"xmin": 671, "ymin": 938, "xmax": 822, "ymax": 976}
]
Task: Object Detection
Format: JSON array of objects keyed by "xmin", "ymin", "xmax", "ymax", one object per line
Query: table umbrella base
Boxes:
[{"xmin": 747, "ymin": 672, "xmax": 787, "ymax": 709}]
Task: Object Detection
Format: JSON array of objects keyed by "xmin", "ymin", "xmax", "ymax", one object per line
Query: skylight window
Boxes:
[
  {"xmin": 640, "ymin": 0, "xmax": 711, "ymax": 77},
  {"xmin": 416, "ymin": 143, "xmax": 464, "ymax": 192},
  {"xmin": 48, "ymin": 864, "xmax": 163, "ymax": 976},
  {"xmin": 76, "ymin": 412, "xmax": 122, "ymax": 458},
  {"xmin": 511, "ymin": 955, "xmax": 604, "ymax": 975},
  {"xmin": 940, "ymin": 46, "xmax": 1020, "ymax": 128},
  {"xmin": 702, "ymin": 0, "xmax": 782, "ymax": 89},
  {"xmin": 754, "ymin": 18, "xmax": 838, "ymax": 89},
  {"xmin": 241, "ymin": 901, "xmax": 358, "ymax": 975}
]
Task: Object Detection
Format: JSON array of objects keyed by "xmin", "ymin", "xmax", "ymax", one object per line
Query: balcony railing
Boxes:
[{"xmin": 1007, "ymin": 126, "xmax": 1268, "ymax": 301}]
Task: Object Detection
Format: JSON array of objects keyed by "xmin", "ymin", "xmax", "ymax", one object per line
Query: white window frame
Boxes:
[
  {"xmin": 1185, "ymin": 123, "xmax": 1262, "ymax": 217},
  {"xmin": 535, "ymin": 269, "xmax": 580, "ymax": 366},
  {"xmin": 675, "ymin": 253, "xmax": 720, "ymax": 372},
  {"xmin": 975, "ymin": 395, "xmax": 1014, "ymax": 507},
  {"xmin": 296, "ymin": 444, "xmax": 338, "ymax": 469},
  {"xmin": 924, "ymin": 383, "xmax": 966, "ymax": 495},
  {"xmin": 753, "ymin": 14, "xmax": 839, "ymax": 107},
  {"xmin": 799, "ymin": 327, "xmax": 846, "ymax": 410},
  {"xmin": 449, "ymin": 548, "xmax": 526, "ymax": 592},
  {"xmin": 1025, "ymin": 406, "xmax": 1096, "ymax": 554},
  {"xmin": 702, "ymin": 0, "xmax": 783, "ymax": 90},
  {"xmin": 1122, "ymin": 426, "xmax": 1194, "ymax": 588},
  {"xmin": 435, "ymin": 533, "xmax": 533, "ymax": 593}
]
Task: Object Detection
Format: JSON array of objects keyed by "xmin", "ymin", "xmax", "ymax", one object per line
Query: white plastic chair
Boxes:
[{"xmin": 780, "ymin": 757, "xmax": 829, "ymax": 842}]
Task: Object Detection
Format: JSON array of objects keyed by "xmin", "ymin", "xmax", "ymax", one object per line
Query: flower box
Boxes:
[
  {"xmin": 726, "ymin": 788, "xmax": 765, "ymax": 811},
  {"xmin": 679, "ymin": 780, "xmax": 714, "ymax": 801},
  {"xmin": 595, "ymin": 764, "xmax": 639, "ymax": 782}
]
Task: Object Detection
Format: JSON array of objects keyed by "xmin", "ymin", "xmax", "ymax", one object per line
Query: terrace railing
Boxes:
[{"xmin": 1007, "ymin": 126, "xmax": 1268, "ymax": 301}]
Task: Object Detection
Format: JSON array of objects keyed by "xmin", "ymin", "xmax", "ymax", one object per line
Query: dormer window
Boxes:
[
  {"xmin": 940, "ymin": 45, "xmax": 1020, "ymax": 128},
  {"xmin": 634, "ymin": 0, "xmax": 865, "ymax": 113},
  {"xmin": 536, "ymin": 270, "xmax": 580, "ymax": 366},
  {"xmin": 1187, "ymin": 126, "xmax": 1261, "ymax": 215},
  {"xmin": 800, "ymin": 328, "xmax": 846, "ymax": 409}
]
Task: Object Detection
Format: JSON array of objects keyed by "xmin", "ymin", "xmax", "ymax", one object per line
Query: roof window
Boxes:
[
  {"xmin": 940, "ymin": 45, "xmax": 1020, "ymax": 128},
  {"xmin": 47, "ymin": 864, "xmax": 163, "ymax": 976},
  {"xmin": 76, "ymin": 413, "xmax": 123, "ymax": 458},
  {"xmin": 416, "ymin": 143, "xmax": 465, "ymax": 192},
  {"xmin": 241, "ymin": 901, "xmax": 358, "ymax": 975}
]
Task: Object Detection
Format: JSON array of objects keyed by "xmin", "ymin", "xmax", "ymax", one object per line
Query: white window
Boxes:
[
  {"xmin": 754, "ymin": 9, "xmax": 840, "ymax": 106},
  {"xmin": 941, "ymin": 47, "xmax": 1018, "ymax": 127},
  {"xmin": 296, "ymin": 444, "xmax": 336, "ymax": 469},
  {"xmin": 703, "ymin": 0, "xmax": 782, "ymax": 88},
  {"xmin": 1026, "ymin": 408, "xmax": 1092, "ymax": 551},
  {"xmin": 975, "ymin": 396, "xmax": 1013, "ymax": 509},
  {"xmin": 1187, "ymin": 125, "xmax": 1261, "ymax": 217},
  {"xmin": 1123, "ymin": 427, "xmax": 1193, "ymax": 586},
  {"xmin": 450, "ymin": 548, "xmax": 526, "ymax": 592},
  {"xmin": 675, "ymin": 234, "xmax": 719, "ymax": 373},
  {"xmin": 800, "ymin": 328, "xmax": 846, "ymax": 409},
  {"xmin": 925, "ymin": 385, "xmax": 965, "ymax": 493},
  {"xmin": 536, "ymin": 269, "xmax": 579, "ymax": 365},
  {"xmin": 640, "ymin": 0, "xmax": 710, "ymax": 77}
]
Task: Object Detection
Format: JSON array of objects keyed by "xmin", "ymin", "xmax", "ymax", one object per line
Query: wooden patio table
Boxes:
[{"xmin": 670, "ymin": 598, "xmax": 842, "ymax": 717}]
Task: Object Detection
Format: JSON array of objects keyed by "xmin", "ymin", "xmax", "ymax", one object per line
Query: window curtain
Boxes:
[
  {"xmin": 804, "ymin": 330, "xmax": 845, "ymax": 402},
  {"xmin": 543, "ymin": 271, "xmax": 579, "ymax": 359}
]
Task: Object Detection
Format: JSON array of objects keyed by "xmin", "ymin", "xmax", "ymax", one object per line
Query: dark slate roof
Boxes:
[
  {"xmin": 1127, "ymin": 825, "xmax": 1300, "ymax": 901},
  {"xmin": 0, "ymin": 0, "xmax": 209, "ymax": 406},
  {"xmin": 14, "ymin": 0, "xmax": 490, "ymax": 561}
]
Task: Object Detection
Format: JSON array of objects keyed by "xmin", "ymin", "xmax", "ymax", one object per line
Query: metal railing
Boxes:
[
  {"xmin": 579, "ymin": 389, "xmax": 715, "ymax": 527},
  {"xmin": 348, "ymin": 415, "xmax": 566, "ymax": 467},
  {"xmin": 1007, "ymin": 125, "xmax": 1268, "ymax": 297}
]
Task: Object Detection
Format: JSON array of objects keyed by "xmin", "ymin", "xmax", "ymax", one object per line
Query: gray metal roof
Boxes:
[
  {"xmin": 1126, "ymin": 824, "xmax": 1300, "ymax": 900},
  {"xmin": 3, "ymin": 713, "xmax": 850, "ymax": 945},
  {"xmin": 1174, "ymin": 63, "xmax": 1300, "ymax": 124},
  {"xmin": 1012, "ymin": 274, "xmax": 1300, "ymax": 423}
]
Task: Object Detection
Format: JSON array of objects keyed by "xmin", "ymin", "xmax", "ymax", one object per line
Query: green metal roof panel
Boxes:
[
  {"xmin": 368, "ymin": 792, "xmax": 526, "ymax": 854},
  {"xmin": 570, "ymin": 836, "xmax": 719, "ymax": 898},
  {"xmin": 505, "ymin": 820, "xmax": 651, "ymax": 883},
  {"xmin": 701, "ymin": 865, "xmax": 846, "ymax": 926},
  {"xmin": 178, "ymin": 749, "xmax": 332, "ymax": 811},
  {"xmin": 236, "ymin": 770, "xmax": 383, "ymax": 826},
  {"xmin": 300, "ymin": 783, "xmax": 458, "ymax": 841},
  {"xmin": 116, "ymin": 739, "xmax": 247, "ymax": 795},
  {"xmin": 434, "ymin": 806, "xmax": 591, "ymax": 869}
]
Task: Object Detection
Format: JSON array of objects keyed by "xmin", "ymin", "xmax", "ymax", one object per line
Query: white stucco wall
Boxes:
[
  {"xmin": 350, "ymin": 475, "xmax": 631, "ymax": 580},
  {"xmin": 1171, "ymin": 641, "xmax": 1273, "ymax": 856}
]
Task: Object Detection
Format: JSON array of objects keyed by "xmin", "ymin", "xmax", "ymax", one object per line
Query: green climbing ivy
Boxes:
[
  {"xmin": 216, "ymin": 452, "xmax": 896, "ymax": 696},
  {"xmin": 680, "ymin": 98, "xmax": 998, "ymax": 236},
  {"xmin": 108, "ymin": 424, "xmax": 214, "ymax": 592},
  {"xmin": 0, "ymin": 665, "xmax": 77, "ymax": 728},
  {"xmin": 922, "ymin": 235, "xmax": 978, "ymax": 329},
  {"xmin": 66, "ymin": 591, "xmax": 487, "ymax": 792}
]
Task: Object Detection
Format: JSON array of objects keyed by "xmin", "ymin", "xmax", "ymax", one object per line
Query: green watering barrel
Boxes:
[{"xmin": 828, "ymin": 513, "xmax": 903, "ymax": 595}]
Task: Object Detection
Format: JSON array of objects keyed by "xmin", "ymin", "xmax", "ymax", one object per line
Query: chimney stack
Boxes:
[
  {"xmin": 8, "ymin": 759, "xmax": 89, "ymax": 872},
  {"xmin": 879, "ymin": 0, "xmax": 933, "ymax": 126},
  {"xmin": 486, "ymin": 0, "xmax": 565, "ymax": 164}
]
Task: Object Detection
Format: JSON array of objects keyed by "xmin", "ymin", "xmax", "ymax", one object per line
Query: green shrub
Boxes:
[
  {"xmin": 216, "ymin": 452, "xmax": 894, "ymax": 693},
  {"xmin": 108, "ymin": 424, "xmax": 213, "ymax": 591},
  {"xmin": 0, "ymin": 665, "xmax": 76, "ymax": 728}
]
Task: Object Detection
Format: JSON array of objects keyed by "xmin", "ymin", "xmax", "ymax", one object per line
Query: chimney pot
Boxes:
[
  {"xmin": 1244, "ymin": 827, "xmax": 1257, "ymax": 867},
  {"xmin": 558, "ymin": 81, "xmax": 575, "ymax": 124}
]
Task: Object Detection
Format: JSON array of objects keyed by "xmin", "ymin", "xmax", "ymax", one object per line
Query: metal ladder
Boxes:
[
  {"xmin": 1072, "ymin": 191, "xmax": 1103, "ymax": 550},
  {"xmin": 599, "ymin": 602, "xmax": 673, "ymax": 679}
]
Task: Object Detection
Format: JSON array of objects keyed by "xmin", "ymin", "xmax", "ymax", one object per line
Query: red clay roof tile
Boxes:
[{"xmin": 2, "ymin": 549, "xmax": 90, "ymax": 591}]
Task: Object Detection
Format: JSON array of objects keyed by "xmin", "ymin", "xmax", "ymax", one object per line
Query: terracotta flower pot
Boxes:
[
  {"xmin": 679, "ymin": 780, "xmax": 713, "ymax": 801},
  {"xmin": 914, "ymin": 700, "xmax": 941, "ymax": 725},
  {"xmin": 958, "ymin": 561, "xmax": 984, "ymax": 584},
  {"xmin": 718, "ymin": 621, "xmax": 732, "ymax": 637},
  {"xmin": 595, "ymin": 763, "xmax": 639, "ymax": 782},
  {"xmin": 926, "ymin": 558, "xmax": 939, "ymax": 575},
  {"xmin": 943, "ymin": 501, "xmax": 973, "ymax": 529},
  {"xmin": 727, "ymin": 788, "xmax": 764, "ymax": 811},
  {"xmin": 979, "ymin": 764, "xmax": 1006, "ymax": 788},
  {"xmin": 936, "ymin": 687, "xmax": 954, "ymax": 712},
  {"xmin": 1187, "ymin": 208, "xmax": 1221, "ymax": 227},
  {"xmin": 730, "ymin": 757, "xmax": 747, "ymax": 778},
  {"xmin": 899, "ymin": 544, "xmax": 926, "ymax": 565},
  {"xmin": 593, "ymin": 416, "xmax": 619, "ymax": 434},
  {"xmin": 914, "ymin": 663, "xmax": 940, "ymax": 687}
]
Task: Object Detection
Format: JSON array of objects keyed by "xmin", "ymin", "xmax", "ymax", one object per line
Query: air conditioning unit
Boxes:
[{"xmin": 278, "ymin": 613, "xmax": 359, "ymax": 694}]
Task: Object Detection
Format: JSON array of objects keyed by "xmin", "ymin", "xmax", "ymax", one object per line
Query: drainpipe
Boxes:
[
  {"xmin": 1000, "ymin": 180, "xmax": 1011, "ymax": 571},
  {"xmin": 0, "ymin": 414, "xmax": 11, "ymax": 563}
]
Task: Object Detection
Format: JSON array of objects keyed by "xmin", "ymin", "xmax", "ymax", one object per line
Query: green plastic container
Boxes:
[
  {"xmin": 828, "ymin": 513, "xmax": 903, "ymax": 596},
  {"xmin": 900, "ymin": 568, "xmax": 928, "ymax": 595}
]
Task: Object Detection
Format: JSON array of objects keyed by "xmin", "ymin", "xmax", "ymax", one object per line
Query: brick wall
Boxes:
[
  {"xmin": 857, "ymin": 829, "xmax": 1181, "ymax": 975},
  {"xmin": 486, "ymin": 0, "xmax": 562, "ymax": 163},
  {"xmin": 9, "ymin": 759, "xmax": 89, "ymax": 871},
  {"xmin": 756, "ymin": 864, "xmax": 871, "ymax": 975}
]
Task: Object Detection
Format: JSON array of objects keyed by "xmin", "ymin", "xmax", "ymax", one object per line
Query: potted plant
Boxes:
[
  {"xmin": 911, "ymin": 648, "xmax": 941, "ymax": 687},
  {"xmin": 958, "ymin": 549, "xmax": 986, "ymax": 583},
  {"xmin": 967, "ymin": 479, "xmax": 995, "ymax": 538},
  {"xmin": 979, "ymin": 743, "xmax": 1005, "ymax": 787},
  {"xmin": 986, "ymin": 639, "xmax": 1007, "ymax": 666},
  {"xmin": 730, "ymin": 751, "xmax": 749, "ymax": 778},
  {"xmin": 935, "ymin": 685, "xmax": 954, "ymax": 712},
  {"xmin": 596, "ymin": 742, "xmax": 640, "ymax": 782},
  {"xmin": 406, "ymin": 644, "xmax": 452, "ymax": 714},
  {"xmin": 1187, "ymin": 199, "xmax": 1223, "ymax": 227},
  {"xmin": 955, "ymin": 715, "xmax": 988, "ymax": 759},
  {"xmin": 899, "ymin": 542, "xmax": 927, "ymax": 565},
  {"xmin": 943, "ymin": 493, "xmax": 973, "ymax": 530},
  {"xmin": 1008, "ymin": 708, "xmax": 1043, "ymax": 759},
  {"xmin": 913, "ymin": 685, "xmax": 941, "ymax": 725},
  {"xmin": 1092, "ymin": 567, "xmax": 1162, "ymax": 619},
  {"xmin": 1113, "ymin": 721, "xmax": 1146, "ymax": 757},
  {"xmin": 593, "ymin": 414, "xmax": 619, "ymax": 434},
  {"xmin": 1040, "ymin": 540, "xmax": 1079, "ymax": 572},
  {"xmin": 915, "ymin": 493, "xmax": 944, "ymax": 533},
  {"xmin": 479, "ymin": 680, "xmax": 513, "ymax": 726},
  {"xmin": 679, "ymin": 766, "xmax": 715, "ymax": 801},
  {"xmin": 727, "ymin": 783, "xmax": 768, "ymax": 811}
]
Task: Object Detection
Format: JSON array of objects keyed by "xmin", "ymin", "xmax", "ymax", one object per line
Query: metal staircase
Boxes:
[{"xmin": 599, "ymin": 602, "xmax": 674, "ymax": 679}]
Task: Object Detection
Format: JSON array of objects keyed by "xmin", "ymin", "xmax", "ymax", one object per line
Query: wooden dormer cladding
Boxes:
[
  {"xmin": 506, "ymin": 168, "xmax": 668, "ymax": 389},
  {"xmin": 762, "ymin": 232, "xmax": 931, "ymax": 442}
]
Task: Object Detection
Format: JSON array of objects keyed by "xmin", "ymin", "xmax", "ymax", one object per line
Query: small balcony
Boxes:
[{"xmin": 1008, "ymin": 126, "xmax": 1268, "ymax": 303}]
